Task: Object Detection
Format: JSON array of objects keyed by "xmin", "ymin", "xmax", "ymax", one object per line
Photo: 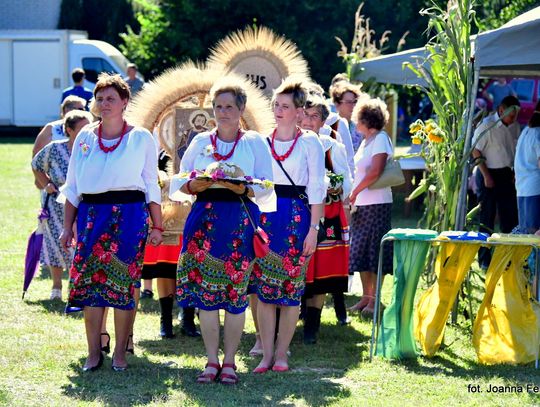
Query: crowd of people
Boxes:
[{"xmin": 29, "ymin": 65, "xmax": 539, "ymax": 382}]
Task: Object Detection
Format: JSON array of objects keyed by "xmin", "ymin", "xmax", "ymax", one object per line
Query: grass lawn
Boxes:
[{"xmin": 1, "ymin": 139, "xmax": 539, "ymax": 406}]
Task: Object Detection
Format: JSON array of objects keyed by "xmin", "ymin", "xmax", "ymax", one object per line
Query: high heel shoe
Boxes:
[
  {"xmin": 100, "ymin": 332, "xmax": 111, "ymax": 354},
  {"xmin": 111, "ymin": 353, "xmax": 128, "ymax": 372},
  {"xmin": 82, "ymin": 353, "xmax": 104, "ymax": 372},
  {"xmin": 125, "ymin": 334, "xmax": 134, "ymax": 355}
]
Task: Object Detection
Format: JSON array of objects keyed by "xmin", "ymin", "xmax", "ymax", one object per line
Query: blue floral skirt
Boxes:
[
  {"xmin": 252, "ymin": 187, "xmax": 310, "ymax": 306},
  {"xmin": 65, "ymin": 194, "xmax": 149, "ymax": 313},
  {"xmin": 176, "ymin": 190, "xmax": 259, "ymax": 314}
]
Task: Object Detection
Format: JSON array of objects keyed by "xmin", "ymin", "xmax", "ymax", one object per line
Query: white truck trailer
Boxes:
[{"xmin": 0, "ymin": 29, "xmax": 135, "ymax": 127}]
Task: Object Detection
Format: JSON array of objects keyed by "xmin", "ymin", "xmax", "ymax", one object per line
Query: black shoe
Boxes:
[
  {"xmin": 303, "ymin": 307, "xmax": 322, "ymax": 345},
  {"xmin": 181, "ymin": 307, "xmax": 201, "ymax": 337},
  {"xmin": 126, "ymin": 334, "xmax": 134, "ymax": 355},
  {"xmin": 100, "ymin": 332, "xmax": 111, "ymax": 354},
  {"xmin": 140, "ymin": 289, "xmax": 154, "ymax": 299},
  {"xmin": 299, "ymin": 295, "xmax": 307, "ymax": 321},
  {"xmin": 159, "ymin": 296, "xmax": 175, "ymax": 339},
  {"xmin": 332, "ymin": 292, "xmax": 349, "ymax": 324},
  {"xmin": 82, "ymin": 353, "xmax": 104, "ymax": 372}
]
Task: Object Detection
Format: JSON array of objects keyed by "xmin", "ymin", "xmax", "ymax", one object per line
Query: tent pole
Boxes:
[
  {"xmin": 452, "ymin": 60, "xmax": 479, "ymax": 324},
  {"xmin": 455, "ymin": 62, "xmax": 479, "ymax": 231}
]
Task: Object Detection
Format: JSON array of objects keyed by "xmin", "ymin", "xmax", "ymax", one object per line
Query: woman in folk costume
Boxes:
[
  {"xmin": 253, "ymin": 78, "xmax": 325, "ymax": 373},
  {"xmin": 170, "ymin": 77, "xmax": 275, "ymax": 385},
  {"xmin": 142, "ymin": 149, "xmax": 201, "ymax": 339},
  {"xmin": 299, "ymin": 95, "xmax": 352, "ymax": 344},
  {"xmin": 59, "ymin": 73, "xmax": 163, "ymax": 372}
]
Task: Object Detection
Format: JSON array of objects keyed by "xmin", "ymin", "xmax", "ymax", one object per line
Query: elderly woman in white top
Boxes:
[
  {"xmin": 252, "ymin": 78, "xmax": 325, "ymax": 373},
  {"xmin": 59, "ymin": 73, "xmax": 162, "ymax": 372},
  {"xmin": 32, "ymin": 110, "xmax": 93, "ymax": 300},
  {"xmin": 348, "ymin": 98, "xmax": 394, "ymax": 319},
  {"xmin": 169, "ymin": 77, "xmax": 275, "ymax": 385},
  {"xmin": 299, "ymin": 95, "xmax": 353, "ymax": 344}
]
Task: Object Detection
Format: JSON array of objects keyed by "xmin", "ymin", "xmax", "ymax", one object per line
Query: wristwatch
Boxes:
[{"xmin": 310, "ymin": 223, "xmax": 320, "ymax": 231}]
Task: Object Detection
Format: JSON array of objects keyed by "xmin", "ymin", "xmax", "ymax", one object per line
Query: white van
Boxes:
[{"xmin": 0, "ymin": 29, "xmax": 137, "ymax": 127}]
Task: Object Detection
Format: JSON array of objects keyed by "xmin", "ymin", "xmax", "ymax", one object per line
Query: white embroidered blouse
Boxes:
[
  {"xmin": 319, "ymin": 134, "xmax": 353, "ymax": 198},
  {"xmin": 169, "ymin": 130, "xmax": 277, "ymax": 213},
  {"xmin": 265, "ymin": 130, "xmax": 326, "ymax": 205},
  {"xmin": 59, "ymin": 125, "xmax": 161, "ymax": 207}
]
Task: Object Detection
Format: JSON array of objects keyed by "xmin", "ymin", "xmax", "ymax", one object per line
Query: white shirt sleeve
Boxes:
[
  {"xmin": 336, "ymin": 118, "xmax": 355, "ymax": 176},
  {"xmin": 372, "ymin": 132, "xmax": 393, "ymax": 157},
  {"xmin": 169, "ymin": 133, "xmax": 206, "ymax": 202},
  {"xmin": 302, "ymin": 132, "xmax": 327, "ymax": 205},
  {"xmin": 330, "ymin": 140, "xmax": 353, "ymax": 198},
  {"xmin": 473, "ymin": 120, "xmax": 489, "ymax": 152},
  {"xmin": 59, "ymin": 132, "xmax": 82, "ymax": 207},
  {"xmin": 247, "ymin": 133, "xmax": 276, "ymax": 213},
  {"xmin": 142, "ymin": 133, "xmax": 161, "ymax": 205}
]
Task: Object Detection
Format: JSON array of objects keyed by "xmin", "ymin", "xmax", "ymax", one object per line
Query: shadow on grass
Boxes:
[
  {"xmin": 24, "ymin": 298, "xmax": 74, "ymax": 315},
  {"xmin": 62, "ymin": 350, "xmax": 352, "ymax": 406}
]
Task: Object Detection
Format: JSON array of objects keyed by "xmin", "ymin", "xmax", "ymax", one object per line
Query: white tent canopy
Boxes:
[{"xmin": 354, "ymin": 6, "xmax": 540, "ymax": 86}]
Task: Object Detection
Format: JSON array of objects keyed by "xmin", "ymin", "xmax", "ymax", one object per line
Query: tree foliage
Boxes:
[
  {"xmin": 476, "ymin": 0, "xmax": 539, "ymax": 30},
  {"xmin": 58, "ymin": 0, "xmax": 138, "ymax": 46},
  {"xmin": 119, "ymin": 0, "xmax": 435, "ymax": 86}
]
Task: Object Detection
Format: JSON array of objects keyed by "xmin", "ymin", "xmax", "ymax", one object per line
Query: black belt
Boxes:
[
  {"xmin": 196, "ymin": 188, "xmax": 242, "ymax": 202},
  {"xmin": 81, "ymin": 190, "xmax": 146, "ymax": 204},
  {"xmin": 274, "ymin": 184, "xmax": 306, "ymax": 199}
]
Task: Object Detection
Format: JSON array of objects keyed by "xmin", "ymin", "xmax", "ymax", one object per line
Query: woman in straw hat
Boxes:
[
  {"xmin": 252, "ymin": 78, "xmax": 325, "ymax": 373},
  {"xmin": 170, "ymin": 76, "xmax": 275, "ymax": 385},
  {"xmin": 59, "ymin": 73, "xmax": 163, "ymax": 372}
]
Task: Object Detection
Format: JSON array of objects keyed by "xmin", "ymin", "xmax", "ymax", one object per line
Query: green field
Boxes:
[{"xmin": 1, "ymin": 140, "xmax": 539, "ymax": 406}]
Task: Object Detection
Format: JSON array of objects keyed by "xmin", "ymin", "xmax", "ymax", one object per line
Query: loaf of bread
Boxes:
[{"xmin": 205, "ymin": 162, "xmax": 245, "ymax": 178}]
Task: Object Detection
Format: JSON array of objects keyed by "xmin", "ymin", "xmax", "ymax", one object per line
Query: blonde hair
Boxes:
[
  {"xmin": 210, "ymin": 76, "xmax": 248, "ymax": 110},
  {"xmin": 353, "ymin": 97, "xmax": 389, "ymax": 130},
  {"xmin": 272, "ymin": 76, "xmax": 308, "ymax": 108}
]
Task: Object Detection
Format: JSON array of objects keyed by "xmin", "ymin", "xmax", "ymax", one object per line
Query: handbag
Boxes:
[
  {"xmin": 369, "ymin": 133, "xmax": 405, "ymax": 189},
  {"xmin": 370, "ymin": 159, "xmax": 405, "ymax": 189},
  {"xmin": 266, "ymin": 139, "xmax": 325, "ymax": 243},
  {"xmin": 239, "ymin": 197, "xmax": 270, "ymax": 258}
]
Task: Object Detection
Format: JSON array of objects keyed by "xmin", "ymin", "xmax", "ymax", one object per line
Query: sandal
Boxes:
[
  {"xmin": 125, "ymin": 334, "xmax": 134, "ymax": 355},
  {"xmin": 100, "ymin": 332, "xmax": 111, "ymax": 354},
  {"xmin": 196, "ymin": 362, "xmax": 221, "ymax": 384},
  {"xmin": 348, "ymin": 295, "xmax": 374, "ymax": 313},
  {"xmin": 219, "ymin": 363, "xmax": 238, "ymax": 385}
]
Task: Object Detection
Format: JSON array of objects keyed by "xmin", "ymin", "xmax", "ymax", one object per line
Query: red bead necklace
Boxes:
[
  {"xmin": 270, "ymin": 127, "xmax": 302, "ymax": 161},
  {"xmin": 98, "ymin": 120, "xmax": 128, "ymax": 153},
  {"xmin": 210, "ymin": 128, "xmax": 242, "ymax": 161}
]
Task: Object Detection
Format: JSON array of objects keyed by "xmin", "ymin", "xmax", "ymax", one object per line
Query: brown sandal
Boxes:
[
  {"xmin": 196, "ymin": 362, "xmax": 221, "ymax": 384},
  {"xmin": 219, "ymin": 363, "xmax": 238, "ymax": 385}
]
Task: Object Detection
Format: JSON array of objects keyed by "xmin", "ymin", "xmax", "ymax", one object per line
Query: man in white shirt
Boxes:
[{"xmin": 472, "ymin": 95, "xmax": 521, "ymax": 269}]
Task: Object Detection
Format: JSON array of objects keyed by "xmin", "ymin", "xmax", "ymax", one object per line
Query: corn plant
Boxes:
[{"xmin": 404, "ymin": 0, "xmax": 476, "ymax": 233}]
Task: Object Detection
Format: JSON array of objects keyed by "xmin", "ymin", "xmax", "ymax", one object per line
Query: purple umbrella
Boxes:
[{"xmin": 22, "ymin": 197, "xmax": 49, "ymax": 299}]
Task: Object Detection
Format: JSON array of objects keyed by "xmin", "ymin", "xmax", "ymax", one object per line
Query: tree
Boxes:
[
  {"xmin": 120, "ymin": 0, "xmax": 435, "ymax": 87},
  {"xmin": 58, "ymin": 0, "xmax": 138, "ymax": 47}
]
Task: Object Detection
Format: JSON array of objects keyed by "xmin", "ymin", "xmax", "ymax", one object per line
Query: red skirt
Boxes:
[
  {"xmin": 305, "ymin": 202, "xmax": 349, "ymax": 296},
  {"xmin": 142, "ymin": 235, "xmax": 182, "ymax": 280}
]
